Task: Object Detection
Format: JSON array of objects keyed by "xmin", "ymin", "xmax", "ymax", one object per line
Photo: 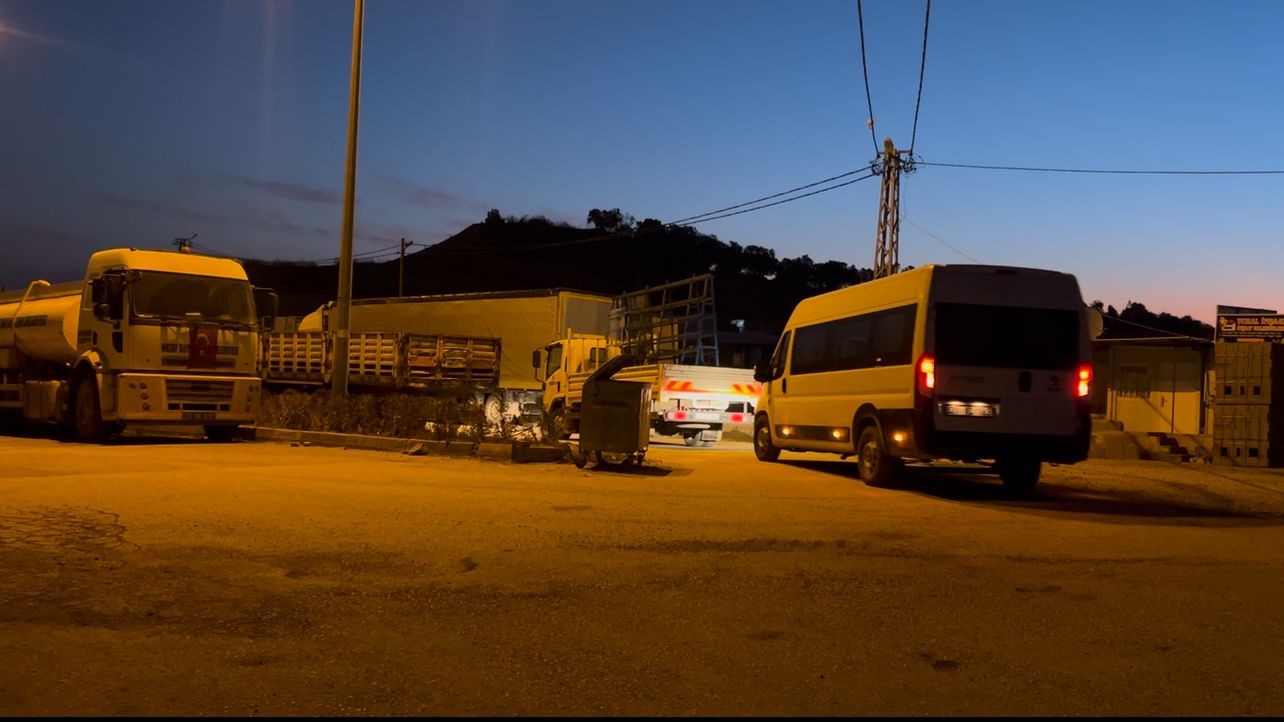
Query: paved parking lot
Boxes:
[{"xmin": 2, "ymin": 433, "xmax": 1283, "ymax": 715}]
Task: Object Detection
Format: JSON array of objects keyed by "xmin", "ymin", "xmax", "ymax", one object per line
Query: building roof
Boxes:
[
  {"xmin": 350, "ymin": 287, "xmax": 611, "ymax": 306},
  {"xmin": 1093, "ymin": 336, "xmax": 1213, "ymax": 348}
]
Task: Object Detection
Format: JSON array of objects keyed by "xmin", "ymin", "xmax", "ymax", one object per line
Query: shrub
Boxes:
[{"xmin": 258, "ymin": 389, "xmax": 517, "ymax": 441}]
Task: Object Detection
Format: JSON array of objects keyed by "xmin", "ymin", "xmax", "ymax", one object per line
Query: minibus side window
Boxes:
[
  {"xmin": 790, "ymin": 304, "xmax": 916, "ymax": 375},
  {"xmin": 791, "ymin": 326, "xmax": 827, "ymax": 375},
  {"xmin": 831, "ymin": 316, "xmax": 872, "ymax": 369},
  {"xmin": 870, "ymin": 306, "xmax": 915, "ymax": 366}
]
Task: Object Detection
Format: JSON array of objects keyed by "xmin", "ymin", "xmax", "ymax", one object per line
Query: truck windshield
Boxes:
[{"xmin": 129, "ymin": 272, "xmax": 256, "ymax": 327}]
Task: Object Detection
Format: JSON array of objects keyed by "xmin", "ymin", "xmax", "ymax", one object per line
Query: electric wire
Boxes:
[
  {"xmin": 908, "ymin": 0, "xmax": 931, "ymax": 154},
  {"xmin": 901, "ymin": 216, "xmax": 980, "ymax": 263},
  {"xmin": 856, "ymin": 0, "xmax": 879, "ymax": 156},
  {"xmin": 919, "ymin": 161, "xmax": 1284, "ymax": 175}
]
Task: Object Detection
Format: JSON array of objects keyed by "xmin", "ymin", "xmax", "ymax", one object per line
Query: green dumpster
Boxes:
[{"xmin": 573, "ymin": 354, "xmax": 652, "ymax": 468}]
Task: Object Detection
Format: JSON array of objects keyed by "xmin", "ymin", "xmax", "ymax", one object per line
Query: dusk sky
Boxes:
[{"xmin": 1, "ymin": 0, "xmax": 1281, "ymax": 320}]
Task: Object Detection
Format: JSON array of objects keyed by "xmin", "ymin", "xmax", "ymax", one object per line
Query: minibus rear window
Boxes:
[{"xmin": 935, "ymin": 303, "xmax": 1079, "ymax": 370}]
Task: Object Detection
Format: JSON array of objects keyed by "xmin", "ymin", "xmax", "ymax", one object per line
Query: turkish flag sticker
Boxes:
[{"xmin": 189, "ymin": 326, "xmax": 219, "ymax": 369}]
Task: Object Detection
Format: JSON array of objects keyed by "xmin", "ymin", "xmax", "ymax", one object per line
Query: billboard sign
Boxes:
[{"xmin": 1217, "ymin": 312, "xmax": 1284, "ymax": 342}]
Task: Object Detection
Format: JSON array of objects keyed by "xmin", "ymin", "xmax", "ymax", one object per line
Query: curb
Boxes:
[{"xmin": 240, "ymin": 426, "xmax": 566, "ymax": 464}]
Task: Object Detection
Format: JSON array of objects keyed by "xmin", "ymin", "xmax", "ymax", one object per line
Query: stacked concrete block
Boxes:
[{"xmin": 1213, "ymin": 342, "xmax": 1284, "ymax": 467}]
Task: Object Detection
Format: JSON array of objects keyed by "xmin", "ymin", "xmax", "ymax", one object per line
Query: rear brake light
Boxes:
[
  {"xmin": 917, "ymin": 354, "xmax": 935, "ymax": 394},
  {"xmin": 670, "ymin": 410, "xmax": 689, "ymax": 421},
  {"xmin": 729, "ymin": 413, "xmax": 745, "ymax": 424},
  {"xmin": 1077, "ymin": 364, "xmax": 1092, "ymax": 398}
]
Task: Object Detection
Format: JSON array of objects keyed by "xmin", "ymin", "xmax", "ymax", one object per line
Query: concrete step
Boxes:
[
  {"xmin": 1092, "ymin": 415, "xmax": 1125, "ymax": 432},
  {"xmin": 1132, "ymin": 431, "xmax": 1211, "ymax": 464},
  {"xmin": 1090, "ymin": 430, "xmax": 1144, "ymax": 460}
]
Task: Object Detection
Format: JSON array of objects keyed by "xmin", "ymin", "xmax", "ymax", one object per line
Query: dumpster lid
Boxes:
[{"xmin": 586, "ymin": 353, "xmax": 648, "ymax": 383}]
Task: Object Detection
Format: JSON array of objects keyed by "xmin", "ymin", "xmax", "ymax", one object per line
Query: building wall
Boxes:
[{"xmin": 1102, "ymin": 344, "xmax": 1206, "ymax": 435}]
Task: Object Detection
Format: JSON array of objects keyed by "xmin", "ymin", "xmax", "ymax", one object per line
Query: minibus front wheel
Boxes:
[
  {"xmin": 753, "ymin": 415, "xmax": 780, "ymax": 462},
  {"xmin": 857, "ymin": 424, "xmax": 903, "ymax": 488}
]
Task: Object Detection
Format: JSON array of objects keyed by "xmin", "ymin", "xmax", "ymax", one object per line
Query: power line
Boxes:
[
  {"xmin": 1101, "ymin": 313, "xmax": 1208, "ymax": 341},
  {"xmin": 191, "ymin": 241, "xmax": 233, "ymax": 258},
  {"xmin": 417, "ymin": 172, "xmax": 882, "ymax": 256},
  {"xmin": 669, "ymin": 168, "xmax": 874, "ymax": 225},
  {"xmin": 356, "ymin": 243, "xmax": 402, "ymax": 257},
  {"xmin": 220, "ymin": 168, "xmax": 884, "ymax": 265},
  {"xmin": 908, "ymin": 0, "xmax": 931, "ymax": 154},
  {"xmin": 919, "ymin": 161, "xmax": 1284, "ymax": 175},
  {"xmin": 295, "ymin": 242, "xmax": 404, "ymax": 265},
  {"xmin": 357, "ymin": 251, "xmax": 403, "ymax": 263},
  {"xmin": 901, "ymin": 216, "xmax": 980, "ymax": 263},
  {"xmin": 856, "ymin": 0, "xmax": 878, "ymax": 156},
  {"xmin": 677, "ymin": 172, "xmax": 878, "ymax": 225}
]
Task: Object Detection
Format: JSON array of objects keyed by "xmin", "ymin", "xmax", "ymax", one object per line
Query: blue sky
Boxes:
[{"xmin": 1, "ymin": 0, "xmax": 1281, "ymax": 320}]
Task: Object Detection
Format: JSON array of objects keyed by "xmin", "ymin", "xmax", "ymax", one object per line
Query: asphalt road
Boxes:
[{"xmin": 2, "ymin": 432, "xmax": 1283, "ymax": 715}]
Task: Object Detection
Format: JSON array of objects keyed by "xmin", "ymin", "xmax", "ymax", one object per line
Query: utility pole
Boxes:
[
  {"xmin": 173, "ymin": 233, "xmax": 198, "ymax": 254},
  {"xmin": 873, "ymin": 138, "xmax": 902, "ymax": 279},
  {"xmin": 333, "ymin": 0, "xmax": 365, "ymax": 397},
  {"xmin": 398, "ymin": 237, "xmax": 414, "ymax": 297}
]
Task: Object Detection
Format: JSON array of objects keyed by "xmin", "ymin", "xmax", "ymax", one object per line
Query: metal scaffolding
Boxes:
[{"xmin": 608, "ymin": 274, "xmax": 720, "ymax": 366}]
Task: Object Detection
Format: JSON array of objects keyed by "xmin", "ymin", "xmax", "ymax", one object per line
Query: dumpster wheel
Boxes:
[{"xmin": 571, "ymin": 449, "xmax": 647, "ymax": 469}]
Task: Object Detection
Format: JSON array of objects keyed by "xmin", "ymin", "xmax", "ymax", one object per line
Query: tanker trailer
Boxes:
[{"xmin": 0, "ymin": 247, "xmax": 263, "ymax": 441}]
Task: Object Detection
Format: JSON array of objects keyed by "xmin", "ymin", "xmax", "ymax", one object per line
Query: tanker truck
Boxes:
[{"xmin": 0, "ymin": 248, "xmax": 264, "ymax": 441}]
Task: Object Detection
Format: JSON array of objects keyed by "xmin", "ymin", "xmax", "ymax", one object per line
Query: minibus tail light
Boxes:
[
  {"xmin": 1077, "ymin": 364, "xmax": 1092, "ymax": 398},
  {"xmin": 917, "ymin": 354, "xmax": 936, "ymax": 395}
]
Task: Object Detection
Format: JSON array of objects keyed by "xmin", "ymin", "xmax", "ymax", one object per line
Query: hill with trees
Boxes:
[
  {"xmin": 243, "ymin": 207, "xmax": 1213, "ymax": 339},
  {"xmin": 243, "ymin": 208, "xmax": 873, "ymax": 331}
]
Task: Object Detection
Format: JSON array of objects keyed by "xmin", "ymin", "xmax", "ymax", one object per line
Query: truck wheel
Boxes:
[
  {"xmin": 857, "ymin": 424, "xmax": 902, "ymax": 488},
  {"xmin": 753, "ymin": 415, "xmax": 780, "ymax": 462},
  {"xmin": 0, "ymin": 410, "xmax": 24, "ymax": 435},
  {"xmin": 72, "ymin": 376, "xmax": 109, "ymax": 443},
  {"xmin": 996, "ymin": 456, "xmax": 1041, "ymax": 493},
  {"xmin": 546, "ymin": 406, "xmax": 571, "ymax": 441},
  {"xmin": 682, "ymin": 432, "xmax": 701, "ymax": 447},
  {"xmin": 205, "ymin": 425, "xmax": 238, "ymax": 443}
]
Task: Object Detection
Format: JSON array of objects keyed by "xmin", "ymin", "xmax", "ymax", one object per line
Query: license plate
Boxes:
[
  {"xmin": 182, "ymin": 411, "xmax": 216, "ymax": 421},
  {"xmin": 942, "ymin": 403, "xmax": 998, "ymax": 418}
]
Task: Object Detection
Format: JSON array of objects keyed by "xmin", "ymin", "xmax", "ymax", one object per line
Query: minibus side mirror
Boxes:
[{"xmin": 753, "ymin": 361, "xmax": 773, "ymax": 383}]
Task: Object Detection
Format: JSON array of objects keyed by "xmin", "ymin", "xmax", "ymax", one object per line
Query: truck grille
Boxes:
[{"xmin": 166, "ymin": 379, "xmax": 235, "ymax": 412}]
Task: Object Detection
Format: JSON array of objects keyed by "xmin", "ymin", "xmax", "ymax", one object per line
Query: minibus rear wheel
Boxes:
[
  {"xmin": 996, "ymin": 456, "xmax": 1041, "ymax": 493},
  {"xmin": 857, "ymin": 424, "xmax": 902, "ymax": 488}
]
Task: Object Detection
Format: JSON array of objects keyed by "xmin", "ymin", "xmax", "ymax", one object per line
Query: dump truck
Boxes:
[
  {"xmin": 261, "ymin": 330, "xmax": 501, "ymax": 392},
  {"xmin": 297, "ymin": 288, "xmax": 613, "ymax": 424},
  {"xmin": 535, "ymin": 333, "xmax": 761, "ymax": 446},
  {"xmin": 0, "ymin": 248, "xmax": 264, "ymax": 441}
]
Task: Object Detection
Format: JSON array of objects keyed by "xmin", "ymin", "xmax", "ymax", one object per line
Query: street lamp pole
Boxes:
[{"xmin": 333, "ymin": 0, "xmax": 365, "ymax": 396}]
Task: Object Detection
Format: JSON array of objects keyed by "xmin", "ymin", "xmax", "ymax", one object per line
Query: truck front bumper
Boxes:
[{"xmin": 112, "ymin": 373, "xmax": 261, "ymax": 424}]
